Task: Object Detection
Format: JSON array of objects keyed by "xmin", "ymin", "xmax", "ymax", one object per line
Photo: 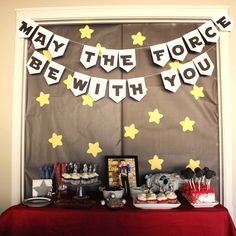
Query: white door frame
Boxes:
[{"xmin": 12, "ymin": 5, "xmax": 233, "ymax": 217}]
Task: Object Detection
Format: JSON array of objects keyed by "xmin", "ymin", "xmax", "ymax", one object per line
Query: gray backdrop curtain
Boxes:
[{"xmin": 25, "ymin": 22, "xmax": 219, "ymax": 198}]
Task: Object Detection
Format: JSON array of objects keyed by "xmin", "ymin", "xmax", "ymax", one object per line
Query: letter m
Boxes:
[
  {"xmin": 19, "ymin": 21, "xmax": 33, "ymax": 35},
  {"xmin": 18, "ymin": 19, "xmax": 38, "ymax": 38}
]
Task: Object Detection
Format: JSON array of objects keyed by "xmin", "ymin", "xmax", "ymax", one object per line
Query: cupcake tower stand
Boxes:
[
  {"xmin": 72, "ymin": 180, "xmax": 101, "ymax": 200},
  {"xmin": 61, "ymin": 163, "xmax": 101, "ymax": 200}
]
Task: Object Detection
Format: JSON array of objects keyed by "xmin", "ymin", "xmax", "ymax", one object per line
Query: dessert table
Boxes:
[{"xmin": 0, "ymin": 197, "xmax": 235, "ymax": 236}]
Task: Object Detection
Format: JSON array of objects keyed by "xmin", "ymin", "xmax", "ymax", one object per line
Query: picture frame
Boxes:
[{"xmin": 105, "ymin": 155, "xmax": 139, "ymax": 195}]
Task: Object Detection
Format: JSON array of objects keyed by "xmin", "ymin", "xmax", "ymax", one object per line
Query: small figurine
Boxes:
[
  {"xmin": 77, "ymin": 163, "xmax": 81, "ymax": 173},
  {"xmin": 118, "ymin": 160, "xmax": 131, "ymax": 196},
  {"xmin": 93, "ymin": 164, "xmax": 97, "ymax": 173},
  {"xmin": 66, "ymin": 162, "xmax": 74, "ymax": 173},
  {"xmin": 88, "ymin": 164, "xmax": 93, "ymax": 173},
  {"xmin": 73, "ymin": 163, "xmax": 78, "ymax": 173},
  {"xmin": 83, "ymin": 163, "xmax": 88, "ymax": 173}
]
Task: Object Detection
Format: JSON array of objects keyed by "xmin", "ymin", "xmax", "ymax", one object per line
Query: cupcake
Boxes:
[
  {"xmin": 146, "ymin": 193, "xmax": 157, "ymax": 203},
  {"xmin": 93, "ymin": 172, "xmax": 99, "ymax": 183},
  {"xmin": 88, "ymin": 173, "xmax": 95, "ymax": 183},
  {"xmin": 166, "ymin": 191, "xmax": 177, "ymax": 203},
  {"xmin": 136, "ymin": 193, "xmax": 147, "ymax": 203},
  {"xmin": 157, "ymin": 193, "xmax": 168, "ymax": 203},
  {"xmin": 71, "ymin": 173, "xmax": 81, "ymax": 184},
  {"xmin": 62, "ymin": 173, "xmax": 72, "ymax": 182},
  {"xmin": 81, "ymin": 173, "xmax": 90, "ymax": 184}
]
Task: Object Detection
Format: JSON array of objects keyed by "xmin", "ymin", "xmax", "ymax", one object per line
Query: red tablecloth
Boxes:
[{"xmin": 0, "ymin": 198, "xmax": 235, "ymax": 236}]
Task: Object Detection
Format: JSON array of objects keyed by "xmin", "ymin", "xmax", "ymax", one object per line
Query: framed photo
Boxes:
[{"xmin": 105, "ymin": 156, "xmax": 139, "ymax": 194}]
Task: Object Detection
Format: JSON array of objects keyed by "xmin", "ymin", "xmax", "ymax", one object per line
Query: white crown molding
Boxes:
[{"xmin": 15, "ymin": 5, "xmax": 229, "ymax": 22}]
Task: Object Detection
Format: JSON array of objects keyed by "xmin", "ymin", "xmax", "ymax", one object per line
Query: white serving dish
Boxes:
[
  {"xmin": 183, "ymin": 193, "xmax": 219, "ymax": 208},
  {"xmin": 133, "ymin": 200, "xmax": 181, "ymax": 209},
  {"xmin": 190, "ymin": 202, "xmax": 219, "ymax": 208}
]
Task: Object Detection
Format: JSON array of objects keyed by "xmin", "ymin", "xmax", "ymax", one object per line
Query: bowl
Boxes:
[{"xmin": 103, "ymin": 187, "xmax": 124, "ymax": 199}]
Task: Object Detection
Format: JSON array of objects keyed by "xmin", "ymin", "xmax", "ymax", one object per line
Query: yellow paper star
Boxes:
[
  {"xmin": 124, "ymin": 124, "xmax": 139, "ymax": 139},
  {"xmin": 148, "ymin": 109, "xmax": 163, "ymax": 124},
  {"xmin": 87, "ymin": 142, "xmax": 102, "ymax": 157},
  {"xmin": 96, "ymin": 43, "xmax": 106, "ymax": 56},
  {"xmin": 180, "ymin": 116, "xmax": 195, "ymax": 132},
  {"xmin": 36, "ymin": 92, "xmax": 50, "ymax": 107},
  {"xmin": 79, "ymin": 25, "xmax": 94, "ymax": 39},
  {"xmin": 63, "ymin": 74, "xmax": 73, "ymax": 89},
  {"xmin": 48, "ymin": 133, "xmax": 63, "ymax": 148},
  {"xmin": 169, "ymin": 60, "xmax": 181, "ymax": 69},
  {"xmin": 190, "ymin": 85, "xmax": 205, "ymax": 100},
  {"xmin": 131, "ymin": 32, "xmax": 146, "ymax": 46},
  {"xmin": 148, "ymin": 155, "xmax": 164, "ymax": 170},
  {"xmin": 43, "ymin": 50, "xmax": 52, "ymax": 62},
  {"xmin": 82, "ymin": 94, "xmax": 94, "ymax": 107},
  {"xmin": 186, "ymin": 159, "xmax": 200, "ymax": 171}
]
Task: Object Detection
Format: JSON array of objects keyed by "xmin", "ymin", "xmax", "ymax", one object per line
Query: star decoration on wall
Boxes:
[
  {"xmin": 79, "ymin": 25, "xmax": 94, "ymax": 39},
  {"xmin": 148, "ymin": 109, "xmax": 163, "ymax": 124},
  {"xmin": 124, "ymin": 124, "xmax": 139, "ymax": 139},
  {"xmin": 48, "ymin": 133, "xmax": 63, "ymax": 148},
  {"xmin": 180, "ymin": 116, "xmax": 195, "ymax": 132},
  {"xmin": 131, "ymin": 32, "xmax": 146, "ymax": 46},
  {"xmin": 96, "ymin": 43, "xmax": 106, "ymax": 56},
  {"xmin": 87, "ymin": 142, "xmax": 102, "ymax": 157},
  {"xmin": 186, "ymin": 159, "xmax": 201, "ymax": 171},
  {"xmin": 36, "ymin": 92, "xmax": 50, "ymax": 107},
  {"xmin": 169, "ymin": 60, "xmax": 181, "ymax": 69},
  {"xmin": 63, "ymin": 74, "xmax": 73, "ymax": 89},
  {"xmin": 42, "ymin": 50, "xmax": 52, "ymax": 62},
  {"xmin": 82, "ymin": 94, "xmax": 94, "ymax": 107},
  {"xmin": 190, "ymin": 85, "xmax": 205, "ymax": 100},
  {"xmin": 148, "ymin": 155, "xmax": 164, "ymax": 170}
]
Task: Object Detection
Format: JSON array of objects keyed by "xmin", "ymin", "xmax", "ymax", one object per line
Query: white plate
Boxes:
[
  {"xmin": 22, "ymin": 197, "xmax": 51, "ymax": 207},
  {"xmin": 190, "ymin": 202, "xmax": 219, "ymax": 208},
  {"xmin": 133, "ymin": 200, "xmax": 181, "ymax": 209},
  {"xmin": 183, "ymin": 194, "xmax": 219, "ymax": 208}
]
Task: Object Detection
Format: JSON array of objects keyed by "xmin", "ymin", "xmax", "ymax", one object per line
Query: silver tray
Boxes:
[{"xmin": 22, "ymin": 197, "xmax": 52, "ymax": 207}]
